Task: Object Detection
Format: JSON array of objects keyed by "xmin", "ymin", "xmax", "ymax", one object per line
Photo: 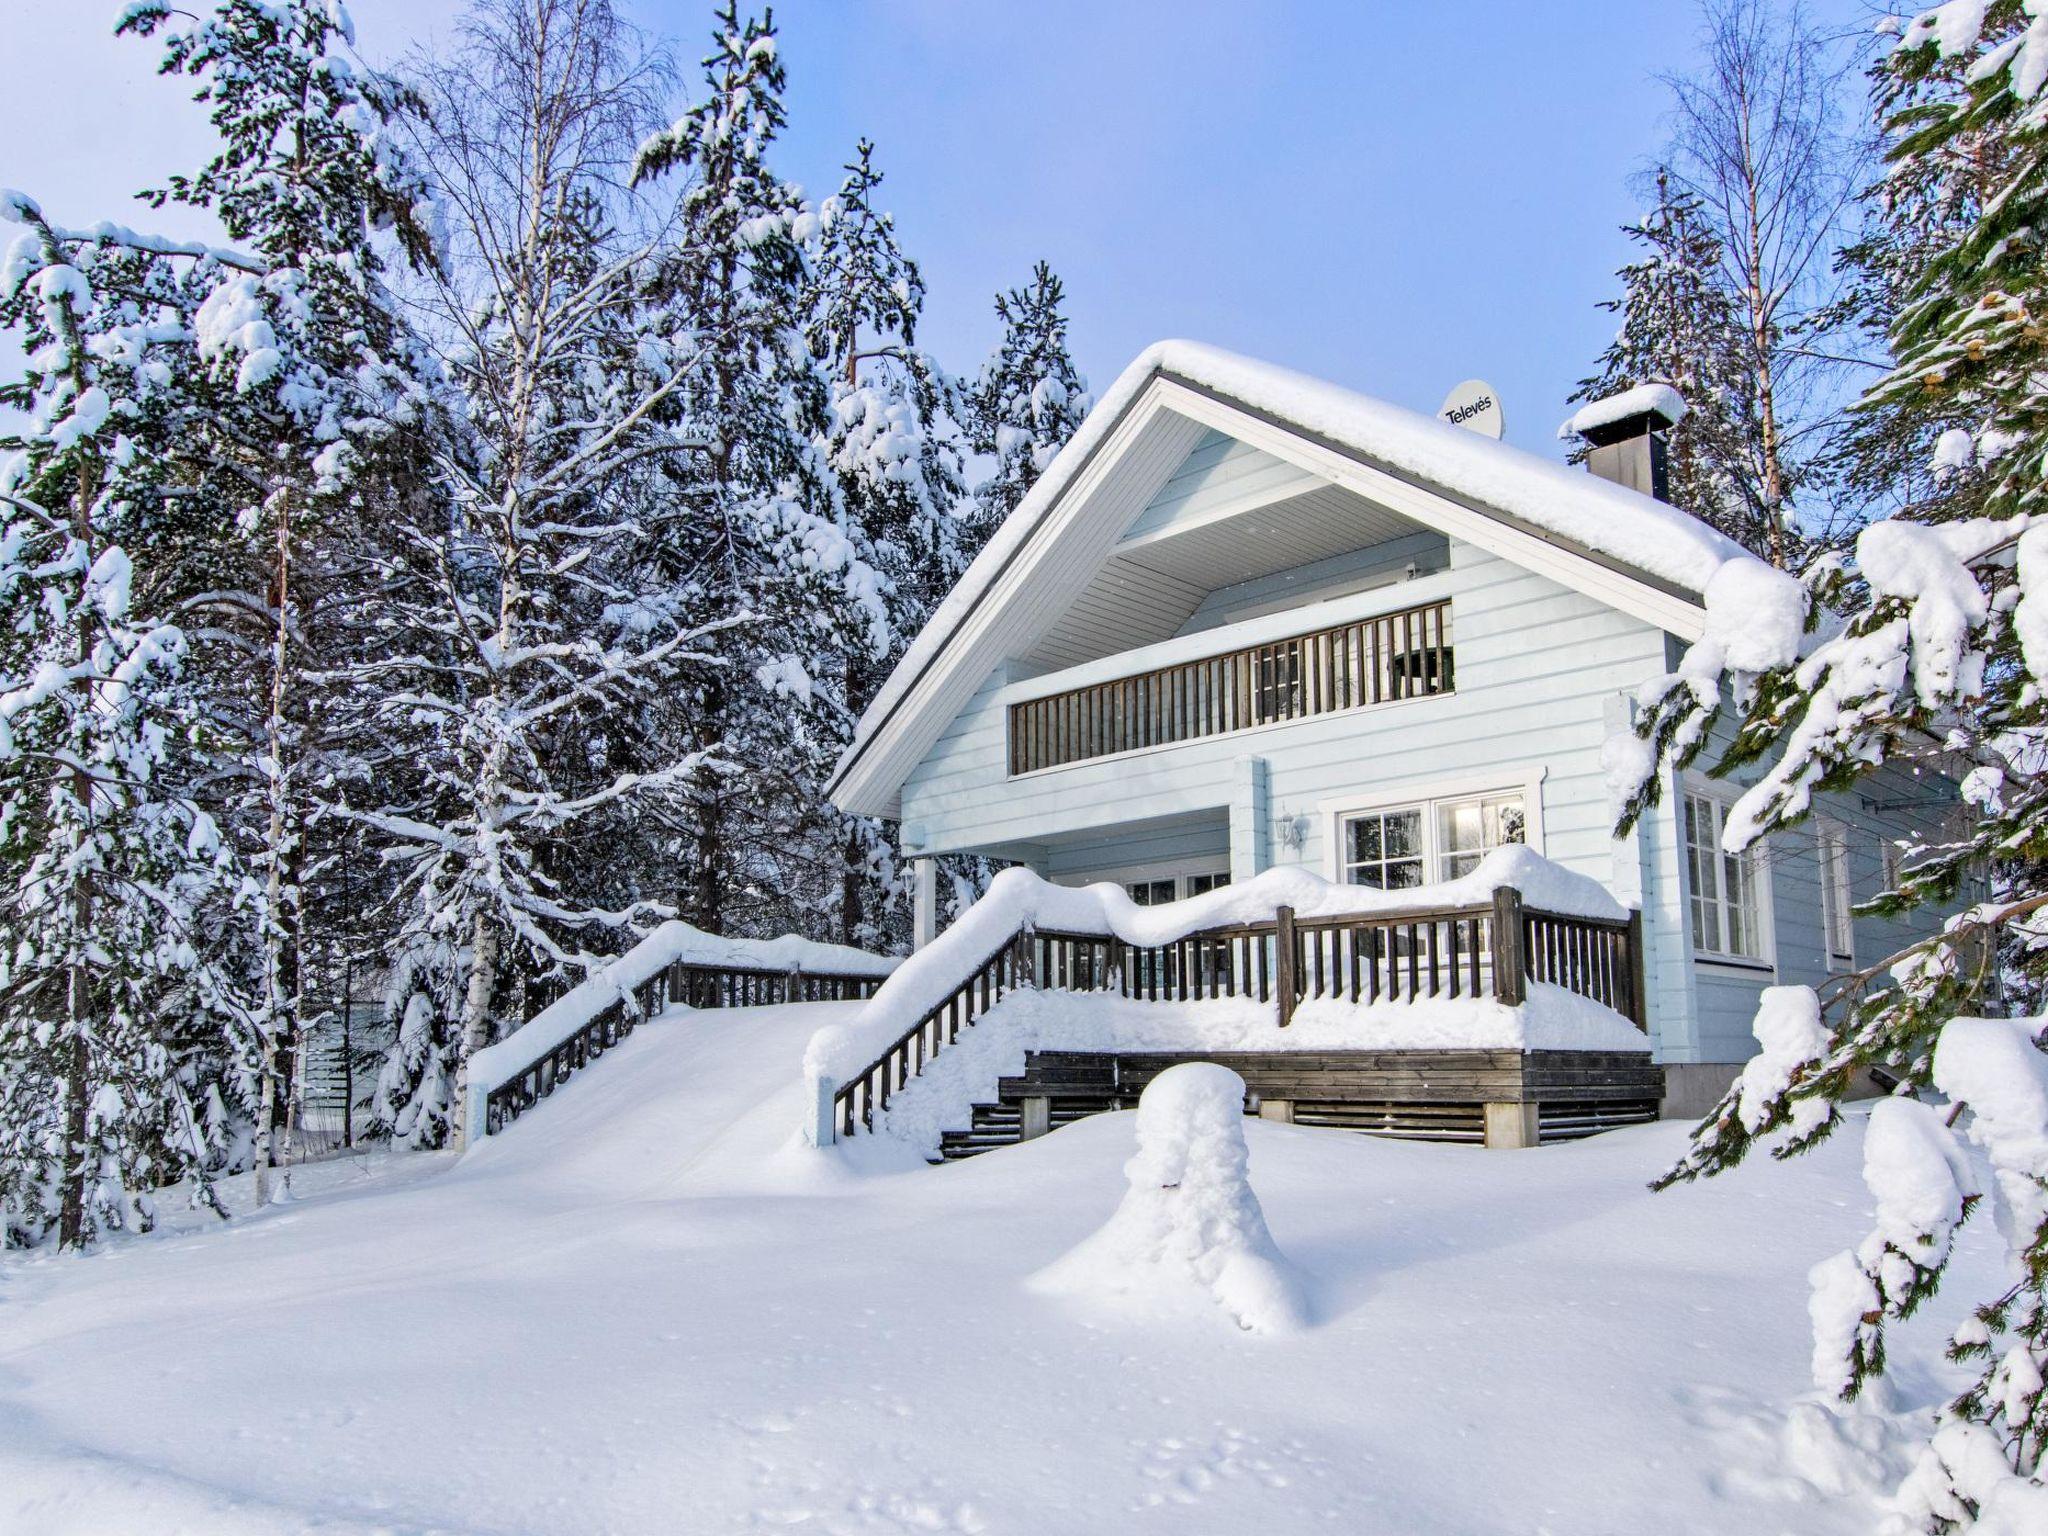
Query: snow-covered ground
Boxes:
[{"xmin": 0, "ymin": 999, "xmax": 2004, "ymax": 1534}]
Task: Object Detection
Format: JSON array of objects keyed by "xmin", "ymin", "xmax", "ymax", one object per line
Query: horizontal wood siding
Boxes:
[
  {"xmin": 1686, "ymin": 756, "xmax": 1963, "ymax": 1064},
  {"xmin": 908, "ymin": 537, "xmax": 1666, "ymax": 870}
]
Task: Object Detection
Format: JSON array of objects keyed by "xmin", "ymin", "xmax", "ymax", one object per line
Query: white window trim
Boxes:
[
  {"xmin": 1817, "ymin": 817, "xmax": 1855, "ymax": 970},
  {"xmin": 1318, "ymin": 766, "xmax": 1547, "ymax": 885},
  {"xmin": 1682, "ymin": 776, "xmax": 1778, "ymax": 973}
]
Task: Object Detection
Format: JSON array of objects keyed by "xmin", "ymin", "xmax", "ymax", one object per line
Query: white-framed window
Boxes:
[
  {"xmin": 1339, "ymin": 805, "xmax": 1428, "ymax": 889},
  {"xmin": 1436, "ymin": 793, "xmax": 1528, "ymax": 880},
  {"xmin": 1124, "ymin": 876, "xmax": 1178, "ymax": 906},
  {"xmin": 1330, "ymin": 778, "xmax": 1535, "ymax": 889},
  {"xmin": 1684, "ymin": 789, "xmax": 1772, "ymax": 965},
  {"xmin": 1817, "ymin": 819, "xmax": 1854, "ymax": 968}
]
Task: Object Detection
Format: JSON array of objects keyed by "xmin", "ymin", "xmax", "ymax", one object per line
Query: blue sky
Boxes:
[{"xmin": 1, "ymin": 0, "xmax": 1878, "ymax": 458}]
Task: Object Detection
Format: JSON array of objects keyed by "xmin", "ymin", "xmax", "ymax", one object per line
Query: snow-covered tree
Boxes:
[
  {"xmin": 1821, "ymin": 28, "xmax": 2016, "ymax": 533},
  {"xmin": 1566, "ymin": 172, "xmax": 1759, "ymax": 546},
  {"xmin": 0, "ymin": 194, "xmax": 260, "ymax": 1248},
  {"xmin": 1656, "ymin": 0, "xmax": 1865, "ymax": 566},
  {"xmin": 969, "ymin": 260, "xmax": 1089, "ymax": 545},
  {"xmin": 631, "ymin": 3, "xmax": 891, "ymax": 946},
  {"xmin": 1616, "ymin": 6, "xmax": 2048, "ymax": 1524},
  {"xmin": 804, "ymin": 138, "xmax": 965, "ymax": 945},
  {"xmin": 117, "ymin": 0, "xmax": 444, "ymax": 1198},
  {"xmin": 357, "ymin": 0, "xmax": 751, "ymax": 1145}
]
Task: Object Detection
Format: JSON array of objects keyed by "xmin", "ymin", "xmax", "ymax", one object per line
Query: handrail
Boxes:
[
  {"xmin": 825, "ymin": 886, "xmax": 1645, "ymax": 1143},
  {"xmin": 1007, "ymin": 597, "xmax": 1451, "ymax": 775},
  {"xmin": 483, "ymin": 956, "xmax": 887, "ymax": 1138}
]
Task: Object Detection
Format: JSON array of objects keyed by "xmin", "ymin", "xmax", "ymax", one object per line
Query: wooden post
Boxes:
[
  {"xmin": 786, "ymin": 964, "xmax": 803, "ymax": 1005},
  {"xmin": 1274, "ymin": 906, "xmax": 1298, "ymax": 1027},
  {"xmin": 1021, "ymin": 1096, "xmax": 1051, "ymax": 1140},
  {"xmin": 1483, "ymin": 1101, "xmax": 1538, "ymax": 1149},
  {"xmin": 1625, "ymin": 908, "xmax": 1648, "ymax": 1031},
  {"xmin": 1013, "ymin": 925, "xmax": 1037, "ymax": 989},
  {"xmin": 1490, "ymin": 886, "xmax": 1526, "ymax": 1005}
]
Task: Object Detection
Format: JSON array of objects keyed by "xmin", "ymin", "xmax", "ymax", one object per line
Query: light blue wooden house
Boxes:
[{"xmin": 829, "ymin": 343, "xmax": 1954, "ymax": 1113}]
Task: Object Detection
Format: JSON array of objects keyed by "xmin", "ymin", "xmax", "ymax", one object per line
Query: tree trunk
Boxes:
[
  {"xmin": 58, "ymin": 457, "xmax": 99, "ymax": 1250},
  {"xmin": 454, "ymin": 905, "xmax": 500, "ymax": 1148},
  {"xmin": 253, "ymin": 501, "xmax": 296, "ymax": 1206},
  {"xmin": 840, "ymin": 823, "xmax": 864, "ymax": 948}
]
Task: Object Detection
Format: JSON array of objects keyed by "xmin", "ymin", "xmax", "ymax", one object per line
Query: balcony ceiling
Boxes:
[{"xmin": 1018, "ymin": 480, "xmax": 1429, "ymax": 672}]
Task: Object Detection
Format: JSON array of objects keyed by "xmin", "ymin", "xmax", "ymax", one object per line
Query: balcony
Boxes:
[{"xmin": 1007, "ymin": 597, "xmax": 1452, "ymax": 776}]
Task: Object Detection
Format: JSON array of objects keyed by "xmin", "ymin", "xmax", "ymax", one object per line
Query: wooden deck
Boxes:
[{"xmin": 936, "ymin": 1047, "xmax": 1665, "ymax": 1159}]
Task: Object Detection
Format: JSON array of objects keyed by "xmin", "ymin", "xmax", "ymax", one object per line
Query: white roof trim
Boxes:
[{"xmin": 830, "ymin": 341, "xmax": 1764, "ymax": 820}]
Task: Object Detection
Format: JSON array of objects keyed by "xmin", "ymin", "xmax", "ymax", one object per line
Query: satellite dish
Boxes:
[{"xmin": 1438, "ymin": 379, "xmax": 1504, "ymax": 440}]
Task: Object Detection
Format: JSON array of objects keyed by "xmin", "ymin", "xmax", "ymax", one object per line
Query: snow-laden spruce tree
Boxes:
[
  {"xmin": 1619, "ymin": 6, "xmax": 2048, "ymax": 1524},
  {"xmin": 116, "ymin": 0, "xmax": 444, "ymax": 1196},
  {"xmin": 0, "ymin": 195, "xmax": 260, "ymax": 1248},
  {"xmin": 1566, "ymin": 171, "xmax": 1760, "ymax": 547},
  {"xmin": 804, "ymin": 138, "xmax": 966, "ymax": 946},
  {"xmin": 355, "ymin": 0, "xmax": 752, "ymax": 1145},
  {"xmin": 967, "ymin": 260, "xmax": 1090, "ymax": 548},
  {"xmin": 630, "ymin": 2, "xmax": 891, "ymax": 945}
]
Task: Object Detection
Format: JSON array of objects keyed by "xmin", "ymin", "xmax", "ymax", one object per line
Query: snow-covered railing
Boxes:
[
  {"xmin": 469, "ymin": 922, "xmax": 897, "ymax": 1139},
  {"xmin": 803, "ymin": 849, "xmax": 1645, "ymax": 1146}
]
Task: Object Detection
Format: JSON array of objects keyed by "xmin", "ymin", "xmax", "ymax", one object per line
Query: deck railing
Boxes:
[
  {"xmin": 484, "ymin": 958, "xmax": 887, "ymax": 1137},
  {"xmin": 828, "ymin": 887, "xmax": 1645, "ymax": 1141},
  {"xmin": 1007, "ymin": 598, "xmax": 1452, "ymax": 775}
]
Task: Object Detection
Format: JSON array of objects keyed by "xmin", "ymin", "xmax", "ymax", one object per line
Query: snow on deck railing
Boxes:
[
  {"xmin": 467, "ymin": 922, "xmax": 899, "ymax": 1141},
  {"xmin": 802, "ymin": 847, "xmax": 1645, "ymax": 1147}
]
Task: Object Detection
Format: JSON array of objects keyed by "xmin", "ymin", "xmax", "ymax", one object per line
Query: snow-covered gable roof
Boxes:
[{"xmin": 830, "ymin": 340, "xmax": 1779, "ymax": 818}]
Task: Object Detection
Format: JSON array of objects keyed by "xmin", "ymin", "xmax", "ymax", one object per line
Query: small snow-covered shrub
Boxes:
[{"xmin": 1029, "ymin": 1063, "xmax": 1307, "ymax": 1334}]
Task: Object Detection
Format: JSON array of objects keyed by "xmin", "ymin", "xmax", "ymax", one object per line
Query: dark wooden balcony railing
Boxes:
[{"xmin": 1007, "ymin": 598, "xmax": 1452, "ymax": 775}]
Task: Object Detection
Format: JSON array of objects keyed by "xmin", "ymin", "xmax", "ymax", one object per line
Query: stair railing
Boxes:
[{"xmin": 475, "ymin": 948, "xmax": 890, "ymax": 1140}]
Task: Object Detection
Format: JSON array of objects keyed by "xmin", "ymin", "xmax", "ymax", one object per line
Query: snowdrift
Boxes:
[{"xmin": 1030, "ymin": 1063, "xmax": 1308, "ymax": 1333}]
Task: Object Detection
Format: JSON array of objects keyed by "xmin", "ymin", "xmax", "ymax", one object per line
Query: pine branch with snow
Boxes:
[{"xmin": 1621, "ymin": 9, "xmax": 2048, "ymax": 1523}]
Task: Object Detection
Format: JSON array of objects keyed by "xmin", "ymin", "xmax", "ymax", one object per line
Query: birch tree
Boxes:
[{"xmin": 1661, "ymin": 0, "xmax": 1864, "ymax": 565}]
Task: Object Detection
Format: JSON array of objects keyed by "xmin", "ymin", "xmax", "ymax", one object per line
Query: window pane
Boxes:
[
  {"xmin": 1350, "ymin": 817, "xmax": 1383, "ymax": 862},
  {"xmin": 1494, "ymin": 799, "xmax": 1526, "ymax": 846},
  {"xmin": 1382, "ymin": 810, "xmax": 1422, "ymax": 859},
  {"xmin": 1385, "ymin": 859, "xmax": 1424, "ymax": 889},
  {"xmin": 1441, "ymin": 801, "xmax": 1483, "ymax": 854}
]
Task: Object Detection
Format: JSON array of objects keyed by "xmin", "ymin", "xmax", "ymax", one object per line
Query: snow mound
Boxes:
[{"xmin": 1028, "ymin": 1063, "xmax": 1309, "ymax": 1334}]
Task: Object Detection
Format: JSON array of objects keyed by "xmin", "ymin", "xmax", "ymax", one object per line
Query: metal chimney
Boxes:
[{"xmin": 1559, "ymin": 383, "xmax": 1686, "ymax": 503}]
